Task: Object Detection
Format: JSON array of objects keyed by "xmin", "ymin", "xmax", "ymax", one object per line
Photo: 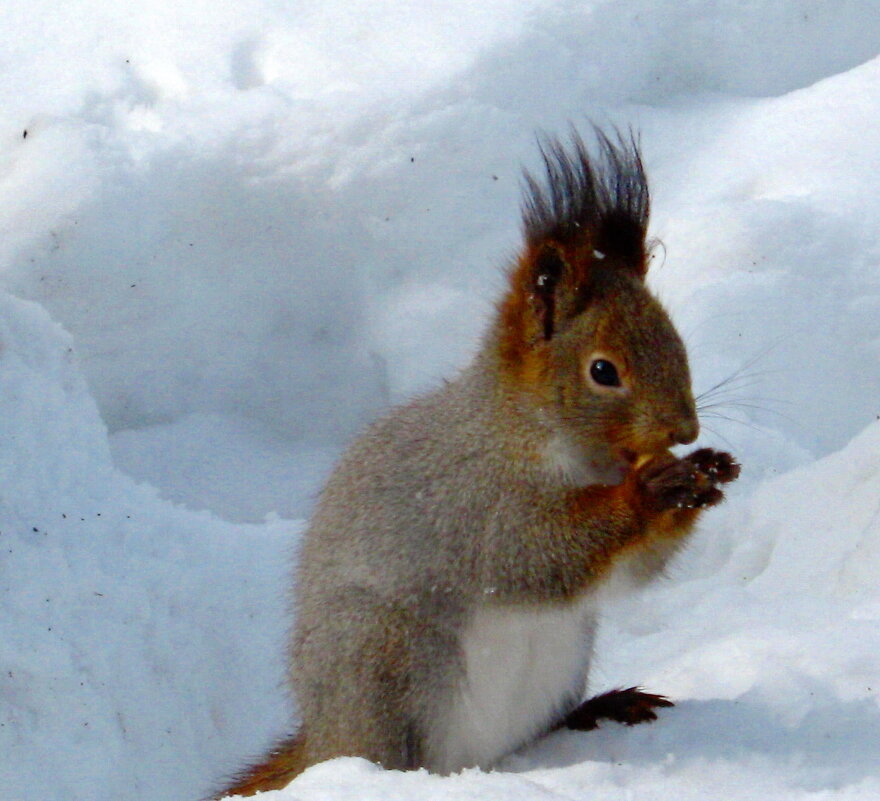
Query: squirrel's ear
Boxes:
[
  {"xmin": 532, "ymin": 243, "xmax": 566, "ymax": 340},
  {"xmin": 513, "ymin": 128, "xmax": 650, "ymax": 340}
]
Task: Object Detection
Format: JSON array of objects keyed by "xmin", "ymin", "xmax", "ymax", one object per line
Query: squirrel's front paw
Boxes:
[
  {"xmin": 638, "ymin": 448, "xmax": 739, "ymax": 512},
  {"xmin": 686, "ymin": 448, "xmax": 740, "ymax": 485}
]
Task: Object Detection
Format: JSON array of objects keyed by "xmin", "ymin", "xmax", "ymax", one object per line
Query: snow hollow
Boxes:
[{"xmin": 1, "ymin": 2, "xmax": 880, "ymax": 800}]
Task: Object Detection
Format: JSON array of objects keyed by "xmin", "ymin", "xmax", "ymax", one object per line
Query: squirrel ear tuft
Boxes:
[
  {"xmin": 497, "ymin": 128, "xmax": 652, "ymax": 365},
  {"xmin": 521, "ymin": 126, "xmax": 650, "ymax": 281}
]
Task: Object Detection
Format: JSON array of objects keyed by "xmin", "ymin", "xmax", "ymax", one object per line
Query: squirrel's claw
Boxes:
[{"xmin": 688, "ymin": 448, "xmax": 740, "ymax": 485}]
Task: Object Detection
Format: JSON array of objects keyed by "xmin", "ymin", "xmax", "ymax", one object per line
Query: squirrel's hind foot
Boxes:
[{"xmin": 561, "ymin": 687, "xmax": 674, "ymax": 731}]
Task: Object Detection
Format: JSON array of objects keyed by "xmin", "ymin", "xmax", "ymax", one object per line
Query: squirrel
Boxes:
[{"xmin": 215, "ymin": 128, "xmax": 739, "ymax": 797}]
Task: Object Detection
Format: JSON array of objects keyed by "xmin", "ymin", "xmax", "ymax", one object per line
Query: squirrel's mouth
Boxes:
[
  {"xmin": 620, "ymin": 448, "xmax": 653, "ymax": 471},
  {"xmin": 620, "ymin": 448, "xmax": 638, "ymax": 465},
  {"xmin": 620, "ymin": 448, "xmax": 672, "ymax": 471}
]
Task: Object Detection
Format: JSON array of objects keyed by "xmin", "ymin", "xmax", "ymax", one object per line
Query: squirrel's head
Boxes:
[{"xmin": 495, "ymin": 128, "xmax": 698, "ymax": 482}]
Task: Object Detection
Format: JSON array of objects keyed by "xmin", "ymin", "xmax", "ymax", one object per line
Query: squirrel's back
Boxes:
[{"xmin": 297, "ymin": 353, "xmax": 564, "ymax": 606}]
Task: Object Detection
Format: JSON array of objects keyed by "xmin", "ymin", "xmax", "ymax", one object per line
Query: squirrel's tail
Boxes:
[{"xmin": 214, "ymin": 731, "xmax": 309, "ymax": 798}]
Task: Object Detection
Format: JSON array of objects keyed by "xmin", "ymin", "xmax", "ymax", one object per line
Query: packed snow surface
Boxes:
[{"xmin": 2, "ymin": 2, "xmax": 880, "ymax": 800}]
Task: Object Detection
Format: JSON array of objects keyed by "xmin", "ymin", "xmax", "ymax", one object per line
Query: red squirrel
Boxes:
[{"xmin": 216, "ymin": 128, "xmax": 739, "ymax": 797}]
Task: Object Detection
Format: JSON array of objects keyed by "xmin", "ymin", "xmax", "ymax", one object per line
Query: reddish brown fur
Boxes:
[
  {"xmin": 496, "ymin": 252, "xmax": 543, "ymax": 375},
  {"xmin": 215, "ymin": 733, "xmax": 309, "ymax": 798}
]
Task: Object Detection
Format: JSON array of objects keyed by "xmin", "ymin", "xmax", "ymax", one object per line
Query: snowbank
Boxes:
[
  {"xmin": 0, "ymin": 292, "xmax": 298, "ymax": 800},
  {"xmin": 1, "ymin": 1, "xmax": 879, "ymax": 800}
]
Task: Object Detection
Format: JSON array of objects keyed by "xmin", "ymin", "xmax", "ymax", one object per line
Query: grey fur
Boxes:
[{"xmin": 291, "ymin": 293, "xmax": 699, "ymax": 771}]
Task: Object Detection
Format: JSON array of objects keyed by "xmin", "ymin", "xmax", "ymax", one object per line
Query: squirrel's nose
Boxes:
[{"xmin": 670, "ymin": 416, "xmax": 699, "ymax": 445}]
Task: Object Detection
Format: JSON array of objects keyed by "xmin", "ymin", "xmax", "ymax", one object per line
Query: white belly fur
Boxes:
[{"xmin": 430, "ymin": 594, "xmax": 598, "ymax": 772}]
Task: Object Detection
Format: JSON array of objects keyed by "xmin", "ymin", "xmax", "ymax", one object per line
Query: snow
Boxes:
[{"xmin": 1, "ymin": 2, "xmax": 879, "ymax": 800}]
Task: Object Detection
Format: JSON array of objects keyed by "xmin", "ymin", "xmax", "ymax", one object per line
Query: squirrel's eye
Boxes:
[{"xmin": 589, "ymin": 359, "xmax": 621, "ymax": 387}]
